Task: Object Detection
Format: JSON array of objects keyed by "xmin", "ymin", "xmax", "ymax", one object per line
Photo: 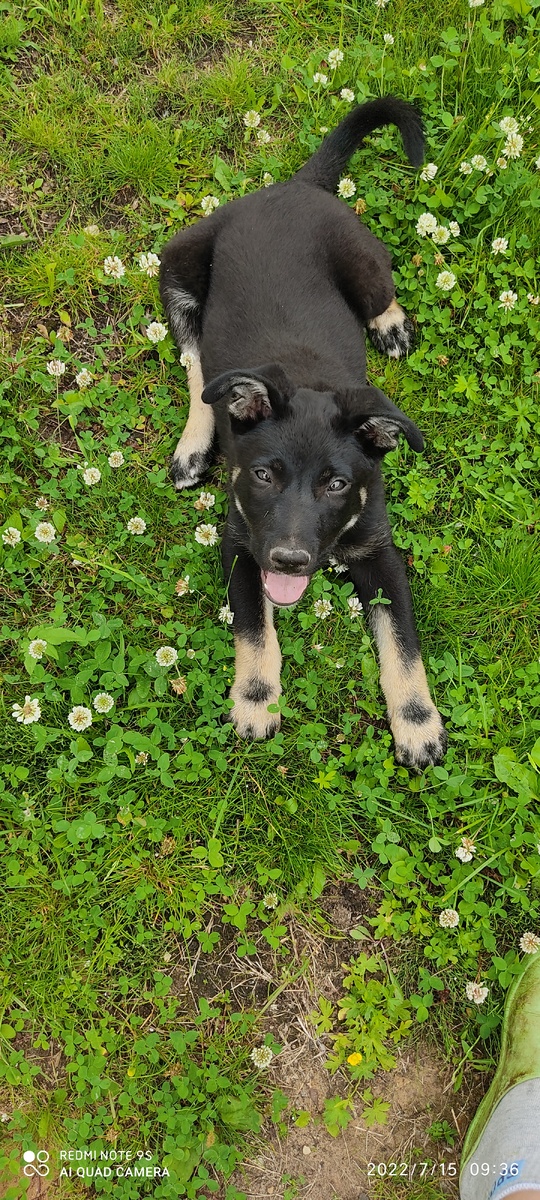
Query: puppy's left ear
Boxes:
[
  {"xmin": 202, "ymin": 364, "xmax": 293, "ymax": 425},
  {"xmin": 338, "ymin": 386, "xmax": 424, "ymax": 454}
]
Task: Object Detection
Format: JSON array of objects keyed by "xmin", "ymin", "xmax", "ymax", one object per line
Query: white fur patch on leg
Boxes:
[
  {"xmin": 368, "ymin": 298, "xmax": 415, "ymax": 360},
  {"xmin": 371, "ymin": 607, "xmax": 447, "ymax": 768},
  {"xmin": 229, "ymin": 600, "xmax": 282, "ymax": 739},
  {"xmin": 171, "ymin": 349, "xmax": 215, "ymax": 489}
]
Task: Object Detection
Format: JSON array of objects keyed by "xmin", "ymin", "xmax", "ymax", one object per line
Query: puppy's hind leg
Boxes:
[
  {"xmin": 367, "ymin": 298, "xmax": 416, "ymax": 360},
  {"xmin": 170, "ymin": 345, "xmax": 215, "ymax": 489}
]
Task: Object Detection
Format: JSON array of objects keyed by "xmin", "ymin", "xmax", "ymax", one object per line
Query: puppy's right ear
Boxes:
[{"xmin": 202, "ymin": 364, "xmax": 293, "ymax": 426}]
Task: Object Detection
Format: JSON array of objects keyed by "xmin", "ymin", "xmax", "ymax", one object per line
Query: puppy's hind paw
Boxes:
[
  {"xmin": 169, "ymin": 447, "xmax": 212, "ymax": 490},
  {"xmin": 368, "ymin": 300, "xmax": 415, "ymax": 360}
]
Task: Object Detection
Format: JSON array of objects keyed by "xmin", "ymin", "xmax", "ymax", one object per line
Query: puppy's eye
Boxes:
[
  {"xmin": 327, "ymin": 478, "xmax": 348, "ymax": 493},
  {"xmin": 253, "ymin": 468, "xmax": 272, "ymax": 483}
]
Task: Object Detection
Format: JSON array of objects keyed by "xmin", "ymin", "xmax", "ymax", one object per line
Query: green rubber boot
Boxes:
[{"xmin": 461, "ymin": 952, "xmax": 540, "ymax": 1173}]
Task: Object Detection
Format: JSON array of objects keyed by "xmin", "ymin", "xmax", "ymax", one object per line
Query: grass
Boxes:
[{"xmin": 1, "ymin": 0, "xmax": 540, "ymax": 1195}]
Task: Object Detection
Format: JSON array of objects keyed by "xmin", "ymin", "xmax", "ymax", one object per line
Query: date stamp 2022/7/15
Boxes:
[{"xmin": 367, "ymin": 1162, "xmax": 458, "ymax": 1179}]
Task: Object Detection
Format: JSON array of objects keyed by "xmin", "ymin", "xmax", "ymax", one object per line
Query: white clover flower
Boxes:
[
  {"xmin": 263, "ymin": 892, "xmax": 279, "ymax": 909},
  {"xmin": 420, "ymin": 162, "xmax": 437, "ymax": 182},
  {"xmin": 492, "ymin": 237, "xmax": 508, "ymax": 254},
  {"xmin": 375, "ymin": 0, "xmax": 389, "ymax": 8},
  {"xmin": 180, "ymin": 351, "xmax": 194, "ymax": 369},
  {"xmin": 127, "ymin": 517, "xmax": 146, "ymax": 535},
  {"xmin": 195, "ymin": 523, "xmax": 218, "ymax": 546},
  {"xmin": 243, "ymin": 110, "xmax": 261, "ymax": 128},
  {"xmin": 175, "ymin": 576, "xmax": 192, "ymax": 596},
  {"xmin": 138, "ymin": 251, "xmax": 160, "ymax": 276},
  {"xmin": 497, "ymin": 157, "xmax": 508, "ymax": 169},
  {"xmin": 47, "ymin": 359, "xmax": 66, "ymax": 377},
  {"xmin": 28, "ymin": 639, "xmax": 47, "ymax": 660},
  {"xmin": 436, "ymin": 270, "xmax": 456, "ymax": 291},
  {"xmin": 194, "ymin": 491, "xmax": 215, "ymax": 511},
  {"xmin": 456, "ymin": 836, "xmax": 476, "ymax": 862},
  {"xmin": 103, "ymin": 256, "xmax": 125, "ymax": 279},
  {"xmin": 520, "ymin": 931, "xmax": 540, "ymax": 954},
  {"xmin": 465, "ymin": 981, "xmax": 489, "ymax": 1004},
  {"xmin": 504, "ymin": 132, "xmax": 523, "ymax": 159},
  {"xmin": 383, "ymin": 32, "xmax": 394, "ymax": 45},
  {"xmin": 340, "ymin": 88, "xmax": 355, "ymax": 102},
  {"xmin": 76, "ymin": 368, "xmax": 93, "ymax": 389},
  {"xmin": 2, "ymin": 526, "xmax": 21, "ymax": 547},
  {"xmin": 256, "ymin": 129, "xmax": 271, "ymax": 144},
  {"xmin": 68, "ymin": 705, "xmax": 92, "ymax": 731},
  {"xmin": 250, "ymin": 1045, "xmax": 274, "ymax": 1069},
  {"xmin": 186, "ymin": 648, "xmax": 196, "ymax": 659},
  {"xmin": 449, "ymin": 221, "xmax": 460, "ymax": 237},
  {"xmin": 108, "ymin": 451, "xmax": 124, "ymax": 468},
  {"xmin": 314, "ymin": 597, "xmax": 333, "ymax": 619},
  {"xmin": 135, "ymin": 751, "xmax": 149, "ymax": 764},
  {"xmin": 499, "ymin": 290, "xmax": 518, "ymax": 310},
  {"xmin": 146, "ymin": 321, "xmax": 168, "ymax": 344},
  {"xmin": 82, "ymin": 467, "xmax": 101, "ymax": 486},
  {"xmin": 460, "ymin": 161, "xmax": 473, "ymax": 175},
  {"xmin": 418, "ymin": 61, "xmax": 427, "ymax": 71},
  {"xmin": 12, "ymin": 696, "xmax": 41, "ymax": 724},
  {"xmin": 499, "ymin": 116, "xmax": 519, "ymax": 135},
  {"xmin": 416, "ymin": 212, "xmax": 438, "ymax": 236},
  {"xmin": 471, "ymin": 154, "xmax": 488, "ymax": 171},
  {"xmin": 313, "ymin": 72, "xmax": 328, "ymax": 85},
  {"xmin": 35, "ymin": 496, "xmax": 49, "ymax": 511},
  {"xmin": 439, "ymin": 908, "xmax": 460, "ymax": 928},
  {"xmin": 527, "ymin": 293, "xmax": 540, "ymax": 305},
  {"xmin": 156, "ymin": 646, "xmax": 178, "ymax": 667},
  {"xmin": 432, "ymin": 225, "xmax": 451, "ymax": 245},
  {"xmin": 35, "ymin": 522, "xmax": 56, "ymax": 544},
  {"xmin": 535, "ymin": 156, "xmax": 540, "ymax": 170},
  {"xmin": 219, "ymin": 605, "xmax": 234, "ymax": 625},
  {"xmin": 328, "ymin": 48, "xmax": 344, "ymax": 68},
  {"xmin": 468, "ymin": 0, "xmax": 484, "ymax": 7},
  {"xmin": 319, "ymin": 126, "xmax": 329, "ymax": 134},
  {"xmin": 23, "ymin": 807, "xmax": 34, "ymax": 821},
  {"xmin": 93, "ymin": 693, "xmax": 114, "ymax": 714},
  {"xmin": 338, "ymin": 177, "xmax": 356, "ymax": 198},
  {"xmin": 83, "ymin": 223, "xmax": 100, "ymax": 236},
  {"xmin": 347, "ymin": 596, "xmax": 363, "ymax": 617},
  {"xmin": 263, "ymin": 173, "xmax": 274, "ymax": 187},
  {"xmin": 201, "ymin": 195, "xmax": 220, "ymax": 216}
]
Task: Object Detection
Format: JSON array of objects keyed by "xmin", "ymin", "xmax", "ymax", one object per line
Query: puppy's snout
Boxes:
[{"xmin": 269, "ymin": 546, "xmax": 311, "ymax": 571}]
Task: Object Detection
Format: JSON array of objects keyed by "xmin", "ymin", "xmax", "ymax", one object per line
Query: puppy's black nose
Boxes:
[{"xmin": 269, "ymin": 546, "xmax": 311, "ymax": 570}]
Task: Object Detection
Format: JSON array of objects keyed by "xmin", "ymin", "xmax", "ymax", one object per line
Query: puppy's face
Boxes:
[{"xmin": 202, "ymin": 365, "xmax": 423, "ymax": 606}]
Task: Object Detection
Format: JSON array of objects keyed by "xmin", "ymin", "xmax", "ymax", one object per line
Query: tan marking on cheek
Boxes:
[
  {"xmin": 233, "ymin": 490, "xmax": 248, "ymax": 523},
  {"xmin": 231, "ymin": 466, "xmax": 241, "ymax": 484},
  {"xmin": 230, "ymin": 600, "xmax": 282, "ymax": 739},
  {"xmin": 359, "ymin": 486, "xmax": 368, "ymax": 507},
  {"xmin": 371, "ymin": 608, "xmax": 445, "ymax": 765},
  {"xmin": 172, "ymin": 351, "xmax": 214, "ymax": 463}
]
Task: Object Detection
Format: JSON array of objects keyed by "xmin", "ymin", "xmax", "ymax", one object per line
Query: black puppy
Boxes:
[{"xmin": 159, "ymin": 96, "xmax": 447, "ymax": 769}]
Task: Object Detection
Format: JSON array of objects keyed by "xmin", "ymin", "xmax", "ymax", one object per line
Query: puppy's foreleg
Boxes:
[
  {"xmin": 170, "ymin": 348, "xmax": 215, "ymax": 489},
  {"xmin": 347, "ymin": 545, "xmax": 447, "ymax": 768},
  {"xmin": 223, "ymin": 534, "xmax": 282, "ymax": 739}
]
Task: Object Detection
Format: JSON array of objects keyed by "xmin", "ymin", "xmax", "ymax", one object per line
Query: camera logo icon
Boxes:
[{"xmin": 23, "ymin": 1151, "xmax": 50, "ymax": 1177}]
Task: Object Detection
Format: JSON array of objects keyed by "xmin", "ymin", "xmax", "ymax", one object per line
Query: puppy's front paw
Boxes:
[
  {"xmin": 228, "ymin": 679, "xmax": 281, "ymax": 740},
  {"xmin": 368, "ymin": 300, "xmax": 415, "ymax": 360},
  {"xmin": 391, "ymin": 701, "xmax": 447, "ymax": 770},
  {"xmin": 170, "ymin": 446, "xmax": 212, "ymax": 489}
]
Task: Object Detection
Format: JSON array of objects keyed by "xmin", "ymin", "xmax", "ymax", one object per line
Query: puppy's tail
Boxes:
[{"xmin": 294, "ymin": 95, "xmax": 424, "ymax": 192}]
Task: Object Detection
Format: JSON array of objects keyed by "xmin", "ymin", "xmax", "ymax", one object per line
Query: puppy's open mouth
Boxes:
[{"xmin": 262, "ymin": 571, "xmax": 310, "ymax": 607}]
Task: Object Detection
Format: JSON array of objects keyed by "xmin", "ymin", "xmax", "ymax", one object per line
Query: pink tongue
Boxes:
[{"xmin": 263, "ymin": 571, "xmax": 309, "ymax": 606}]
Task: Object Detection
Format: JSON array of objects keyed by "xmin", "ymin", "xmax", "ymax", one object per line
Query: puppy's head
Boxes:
[{"xmin": 202, "ymin": 364, "xmax": 423, "ymax": 606}]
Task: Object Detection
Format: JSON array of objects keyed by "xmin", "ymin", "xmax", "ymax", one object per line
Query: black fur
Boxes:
[{"xmin": 159, "ymin": 96, "xmax": 447, "ymax": 767}]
